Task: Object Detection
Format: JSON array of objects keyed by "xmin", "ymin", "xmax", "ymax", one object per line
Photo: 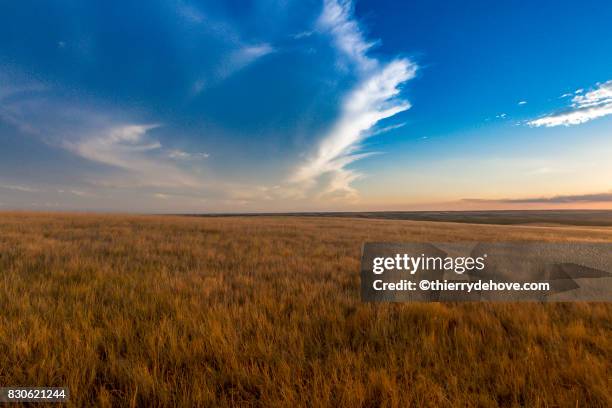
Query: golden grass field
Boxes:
[{"xmin": 0, "ymin": 212, "xmax": 611, "ymax": 407}]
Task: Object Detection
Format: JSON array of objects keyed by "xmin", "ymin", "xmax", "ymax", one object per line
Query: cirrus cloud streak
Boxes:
[
  {"xmin": 528, "ymin": 80, "xmax": 612, "ymax": 127},
  {"xmin": 290, "ymin": 0, "xmax": 417, "ymax": 198}
]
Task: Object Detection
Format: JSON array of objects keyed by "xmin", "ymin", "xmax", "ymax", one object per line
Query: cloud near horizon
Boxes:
[
  {"xmin": 66, "ymin": 124, "xmax": 205, "ymax": 189},
  {"xmin": 289, "ymin": 0, "xmax": 417, "ymax": 198},
  {"xmin": 464, "ymin": 191, "xmax": 612, "ymax": 204},
  {"xmin": 528, "ymin": 80, "xmax": 612, "ymax": 127}
]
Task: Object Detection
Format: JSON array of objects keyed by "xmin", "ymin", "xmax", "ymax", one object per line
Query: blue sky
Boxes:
[{"xmin": 1, "ymin": 0, "xmax": 611, "ymax": 212}]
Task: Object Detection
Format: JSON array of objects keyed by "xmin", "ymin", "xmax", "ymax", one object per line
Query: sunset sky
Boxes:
[{"xmin": 1, "ymin": 0, "xmax": 611, "ymax": 212}]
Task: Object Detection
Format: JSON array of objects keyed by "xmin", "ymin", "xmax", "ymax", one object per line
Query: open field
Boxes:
[{"xmin": 0, "ymin": 212, "xmax": 611, "ymax": 407}]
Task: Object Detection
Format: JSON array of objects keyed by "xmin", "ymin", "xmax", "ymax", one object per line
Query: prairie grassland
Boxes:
[{"xmin": 0, "ymin": 212, "xmax": 611, "ymax": 407}]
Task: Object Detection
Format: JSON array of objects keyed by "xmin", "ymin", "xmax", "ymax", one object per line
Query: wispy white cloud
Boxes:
[
  {"xmin": 367, "ymin": 122, "xmax": 407, "ymax": 137},
  {"xmin": 216, "ymin": 43, "xmax": 275, "ymax": 82},
  {"xmin": 518, "ymin": 100, "xmax": 527, "ymax": 105},
  {"xmin": 238, "ymin": 44, "xmax": 275, "ymax": 61},
  {"xmin": 176, "ymin": 1, "xmax": 205, "ymax": 24},
  {"xmin": 168, "ymin": 149, "xmax": 209, "ymax": 160},
  {"xmin": 176, "ymin": 2, "xmax": 276, "ymax": 94},
  {"xmin": 192, "ymin": 43, "xmax": 275, "ymax": 94},
  {"xmin": 316, "ymin": 0, "xmax": 377, "ymax": 72},
  {"xmin": 1, "ymin": 183, "xmax": 97, "ymax": 199},
  {"xmin": 529, "ymin": 80, "xmax": 612, "ymax": 127},
  {"xmin": 0, "ymin": 72, "xmax": 207, "ymax": 191},
  {"xmin": 0, "ymin": 68, "xmax": 238, "ymax": 208},
  {"xmin": 0, "ymin": 183, "xmax": 39, "ymax": 193},
  {"xmin": 67, "ymin": 124, "xmax": 202, "ymax": 188},
  {"xmin": 290, "ymin": 0, "xmax": 417, "ymax": 198},
  {"xmin": 292, "ymin": 30, "xmax": 314, "ymax": 40},
  {"xmin": 66, "ymin": 189, "xmax": 93, "ymax": 197},
  {"xmin": 0, "ymin": 69, "xmax": 50, "ymax": 135}
]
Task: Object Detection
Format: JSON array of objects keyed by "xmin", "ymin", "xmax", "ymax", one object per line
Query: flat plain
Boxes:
[
  {"xmin": 191, "ymin": 210, "xmax": 612, "ymax": 226},
  {"xmin": 0, "ymin": 212, "xmax": 611, "ymax": 407}
]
